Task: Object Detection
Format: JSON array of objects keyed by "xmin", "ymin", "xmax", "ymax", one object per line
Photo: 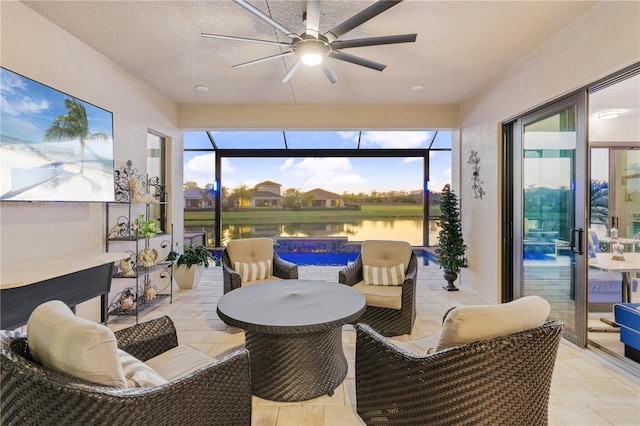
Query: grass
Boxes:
[{"xmin": 185, "ymin": 204, "xmax": 434, "ymax": 225}]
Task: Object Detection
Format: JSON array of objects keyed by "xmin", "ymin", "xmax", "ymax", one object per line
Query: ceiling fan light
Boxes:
[
  {"xmin": 598, "ymin": 110, "xmax": 621, "ymax": 120},
  {"xmin": 301, "ymin": 51, "xmax": 323, "ymax": 66}
]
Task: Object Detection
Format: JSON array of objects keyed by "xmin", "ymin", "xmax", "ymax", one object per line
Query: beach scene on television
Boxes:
[{"xmin": 0, "ymin": 67, "xmax": 115, "ymax": 202}]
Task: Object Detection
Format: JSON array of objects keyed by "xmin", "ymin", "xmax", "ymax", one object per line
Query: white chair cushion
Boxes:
[
  {"xmin": 118, "ymin": 349, "xmax": 168, "ymax": 388},
  {"xmin": 227, "ymin": 238, "xmax": 273, "ymax": 265},
  {"xmin": 145, "ymin": 344, "xmax": 215, "ymax": 381},
  {"xmin": 241, "ymin": 275, "xmax": 283, "ymax": 286},
  {"xmin": 354, "ymin": 281, "xmax": 403, "ymax": 310},
  {"xmin": 362, "ymin": 240, "xmax": 412, "ymax": 269},
  {"xmin": 27, "ymin": 300, "xmax": 127, "ymax": 388},
  {"xmin": 435, "ymin": 295, "xmax": 551, "ymax": 352},
  {"xmin": 393, "ymin": 334, "xmax": 440, "ymax": 355},
  {"xmin": 361, "ymin": 240, "xmax": 411, "ymax": 286},
  {"xmin": 234, "ymin": 259, "xmax": 272, "ymax": 283},
  {"xmin": 363, "ymin": 263, "xmax": 405, "ymax": 286}
]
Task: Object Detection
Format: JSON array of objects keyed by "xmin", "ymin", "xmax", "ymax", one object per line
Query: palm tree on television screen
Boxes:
[{"xmin": 44, "ymin": 98, "xmax": 108, "ymax": 174}]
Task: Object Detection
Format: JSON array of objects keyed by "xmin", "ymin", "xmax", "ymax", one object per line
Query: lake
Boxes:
[{"xmin": 185, "ymin": 219, "xmax": 440, "ymax": 247}]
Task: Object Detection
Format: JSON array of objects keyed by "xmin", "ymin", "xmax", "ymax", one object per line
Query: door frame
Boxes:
[{"xmin": 503, "ymin": 91, "xmax": 588, "ymax": 347}]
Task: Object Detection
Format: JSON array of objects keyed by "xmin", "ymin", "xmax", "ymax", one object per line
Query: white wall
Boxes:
[
  {"xmin": 458, "ymin": 1, "xmax": 640, "ymax": 302},
  {"xmin": 0, "ymin": 2, "xmax": 183, "ymax": 319}
]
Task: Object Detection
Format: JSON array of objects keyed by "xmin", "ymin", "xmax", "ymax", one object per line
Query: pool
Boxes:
[
  {"xmin": 276, "ymin": 249, "xmax": 439, "ymax": 266},
  {"xmin": 210, "ymin": 238, "xmax": 440, "ymax": 267}
]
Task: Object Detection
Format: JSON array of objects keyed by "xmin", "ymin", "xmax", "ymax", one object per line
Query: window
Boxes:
[{"xmin": 183, "ymin": 130, "xmax": 452, "ymax": 247}]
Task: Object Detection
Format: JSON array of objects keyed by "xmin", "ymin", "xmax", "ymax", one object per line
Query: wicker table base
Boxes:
[
  {"xmin": 245, "ymin": 327, "xmax": 347, "ymax": 401},
  {"xmin": 216, "ymin": 280, "xmax": 366, "ymax": 403}
]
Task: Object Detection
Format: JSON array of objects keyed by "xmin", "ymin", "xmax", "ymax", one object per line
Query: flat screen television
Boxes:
[{"xmin": 0, "ymin": 67, "xmax": 115, "ymax": 202}]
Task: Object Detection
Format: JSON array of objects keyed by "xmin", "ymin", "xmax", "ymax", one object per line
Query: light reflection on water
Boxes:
[{"xmin": 186, "ymin": 219, "xmax": 441, "ymax": 247}]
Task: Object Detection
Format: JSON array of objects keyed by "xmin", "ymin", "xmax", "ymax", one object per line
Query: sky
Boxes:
[
  {"xmin": 183, "ymin": 131, "xmax": 452, "ymax": 194},
  {"xmin": 0, "ymin": 67, "xmax": 114, "ymax": 144}
]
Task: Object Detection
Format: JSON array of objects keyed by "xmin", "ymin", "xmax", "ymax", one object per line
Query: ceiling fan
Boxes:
[{"xmin": 202, "ymin": 0, "xmax": 417, "ymax": 84}]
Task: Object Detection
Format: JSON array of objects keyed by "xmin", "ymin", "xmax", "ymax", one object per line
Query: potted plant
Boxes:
[
  {"xmin": 167, "ymin": 243, "xmax": 214, "ymax": 289},
  {"xmin": 133, "ymin": 214, "xmax": 161, "ymax": 238},
  {"xmin": 435, "ymin": 184, "xmax": 467, "ymax": 291}
]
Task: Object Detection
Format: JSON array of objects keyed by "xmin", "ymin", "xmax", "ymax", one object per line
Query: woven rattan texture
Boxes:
[
  {"xmin": 222, "ymin": 248, "xmax": 298, "ymax": 293},
  {"xmin": 355, "ymin": 320, "xmax": 564, "ymax": 426},
  {"xmin": 1, "ymin": 316, "xmax": 252, "ymax": 426},
  {"xmin": 339, "ymin": 252, "xmax": 418, "ymax": 336},
  {"xmin": 113, "ymin": 314, "xmax": 178, "ymax": 360},
  {"xmin": 245, "ymin": 328, "xmax": 347, "ymax": 402}
]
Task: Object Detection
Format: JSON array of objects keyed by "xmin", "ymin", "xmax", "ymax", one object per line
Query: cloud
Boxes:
[
  {"xmin": 403, "ymin": 157, "xmax": 422, "ymax": 163},
  {"xmin": 184, "ymin": 153, "xmax": 216, "ymax": 187},
  {"xmin": 360, "ymin": 131, "xmax": 434, "ymax": 149},
  {"xmin": 279, "ymin": 158, "xmax": 295, "ymax": 171},
  {"xmin": 337, "ymin": 131, "xmax": 359, "ymax": 142},
  {"xmin": 221, "ymin": 157, "xmax": 235, "ymax": 173},
  {"xmin": 279, "ymin": 157, "xmax": 368, "ymax": 193},
  {"xmin": 1, "ymin": 71, "xmax": 49, "ymax": 116}
]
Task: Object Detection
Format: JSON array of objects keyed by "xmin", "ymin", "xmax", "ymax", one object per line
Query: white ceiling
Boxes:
[{"xmin": 22, "ymin": 0, "xmax": 600, "ymax": 106}]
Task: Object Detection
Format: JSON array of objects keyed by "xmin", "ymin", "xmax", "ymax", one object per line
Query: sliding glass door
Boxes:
[{"xmin": 511, "ymin": 93, "xmax": 588, "ymax": 346}]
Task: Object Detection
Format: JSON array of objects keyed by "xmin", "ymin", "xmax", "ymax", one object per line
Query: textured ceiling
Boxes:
[{"xmin": 22, "ymin": 0, "xmax": 599, "ymax": 106}]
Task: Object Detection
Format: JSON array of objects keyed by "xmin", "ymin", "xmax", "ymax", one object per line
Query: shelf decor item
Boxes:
[
  {"xmin": 168, "ymin": 244, "xmax": 215, "ymax": 289},
  {"xmin": 436, "ymin": 184, "xmax": 467, "ymax": 291},
  {"xmin": 133, "ymin": 214, "xmax": 161, "ymax": 239},
  {"xmin": 113, "ymin": 160, "xmax": 164, "ymax": 202},
  {"xmin": 119, "ymin": 256, "xmax": 136, "ymax": 277},
  {"xmin": 129, "ymin": 177, "xmax": 157, "ymax": 203},
  {"xmin": 138, "ymin": 247, "xmax": 159, "ymax": 268}
]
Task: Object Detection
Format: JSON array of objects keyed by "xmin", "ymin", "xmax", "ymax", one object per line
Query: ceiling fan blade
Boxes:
[
  {"xmin": 281, "ymin": 59, "xmax": 302, "ymax": 83},
  {"xmin": 305, "ymin": 0, "xmax": 321, "ymax": 38},
  {"xmin": 330, "ymin": 34, "xmax": 417, "ymax": 50},
  {"xmin": 233, "ymin": 51, "xmax": 293, "ymax": 69},
  {"xmin": 324, "ymin": 0, "xmax": 404, "ymax": 40},
  {"xmin": 233, "ymin": 0, "xmax": 301, "ymax": 41},
  {"xmin": 202, "ymin": 33, "xmax": 291, "ymax": 47},
  {"xmin": 329, "ymin": 51, "xmax": 386, "ymax": 71},
  {"xmin": 322, "ymin": 62, "xmax": 338, "ymax": 84}
]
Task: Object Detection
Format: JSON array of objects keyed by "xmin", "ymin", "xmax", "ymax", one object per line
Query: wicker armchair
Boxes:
[
  {"xmin": 1, "ymin": 316, "xmax": 252, "ymax": 426},
  {"xmin": 355, "ymin": 320, "xmax": 564, "ymax": 426},
  {"xmin": 339, "ymin": 242, "xmax": 418, "ymax": 336},
  {"xmin": 222, "ymin": 238, "xmax": 298, "ymax": 294}
]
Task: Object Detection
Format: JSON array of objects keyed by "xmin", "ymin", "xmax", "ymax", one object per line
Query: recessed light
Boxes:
[
  {"xmin": 411, "ymin": 85, "xmax": 425, "ymax": 92},
  {"xmin": 194, "ymin": 85, "xmax": 210, "ymax": 93},
  {"xmin": 598, "ymin": 110, "xmax": 621, "ymax": 120}
]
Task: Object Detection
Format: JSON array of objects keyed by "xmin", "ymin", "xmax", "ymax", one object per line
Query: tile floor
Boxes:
[{"xmin": 109, "ymin": 263, "xmax": 640, "ymax": 426}]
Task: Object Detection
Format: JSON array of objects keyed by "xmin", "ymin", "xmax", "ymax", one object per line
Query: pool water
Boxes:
[{"xmin": 276, "ymin": 250, "xmax": 438, "ymax": 266}]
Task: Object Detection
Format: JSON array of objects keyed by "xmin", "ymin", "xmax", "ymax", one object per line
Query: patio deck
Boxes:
[{"xmin": 109, "ymin": 261, "xmax": 640, "ymax": 426}]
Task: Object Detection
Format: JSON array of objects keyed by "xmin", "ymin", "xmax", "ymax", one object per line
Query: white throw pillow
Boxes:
[
  {"xmin": 234, "ymin": 259, "xmax": 272, "ymax": 282},
  {"xmin": 363, "ymin": 263, "xmax": 405, "ymax": 286},
  {"xmin": 435, "ymin": 295, "xmax": 551, "ymax": 352},
  {"xmin": 27, "ymin": 300, "xmax": 127, "ymax": 387},
  {"xmin": 118, "ymin": 349, "xmax": 168, "ymax": 388}
]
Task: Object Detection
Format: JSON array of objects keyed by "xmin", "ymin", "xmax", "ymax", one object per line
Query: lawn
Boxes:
[{"xmin": 185, "ymin": 204, "xmax": 436, "ymax": 225}]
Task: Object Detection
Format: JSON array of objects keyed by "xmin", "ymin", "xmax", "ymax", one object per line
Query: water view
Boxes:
[{"xmin": 185, "ymin": 218, "xmax": 440, "ymax": 247}]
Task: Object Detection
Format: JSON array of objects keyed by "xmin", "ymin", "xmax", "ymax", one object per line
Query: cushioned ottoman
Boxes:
[{"xmin": 613, "ymin": 303, "xmax": 640, "ymax": 363}]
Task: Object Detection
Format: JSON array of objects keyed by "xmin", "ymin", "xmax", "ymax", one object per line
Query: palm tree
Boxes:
[
  {"xmin": 590, "ymin": 179, "xmax": 609, "ymax": 225},
  {"xmin": 44, "ymin": 98, "xmax": 108, "ymax": 174},
  {"xmin": 231, "ymin": 185, "xmax": 253, "ymax": 208}
]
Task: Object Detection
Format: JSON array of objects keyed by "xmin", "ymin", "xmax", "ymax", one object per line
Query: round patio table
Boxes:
[{"xmin": 217, "ymin": 279, "xmax": 366, "ymax": 402}]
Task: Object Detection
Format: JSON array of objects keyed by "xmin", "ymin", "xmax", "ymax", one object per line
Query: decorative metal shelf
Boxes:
[
  {"xmin": 112, "ymin": 261, "xmax": 173, "ymax": 279},
  {"xmin": 108, "ymin": 233, "xmax": 172, "ymax": 242}
]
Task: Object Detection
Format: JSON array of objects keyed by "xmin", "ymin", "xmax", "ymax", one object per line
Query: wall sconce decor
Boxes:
[{"xmin": 468, "ymin": 150, "xmax": 485, "ymax": 199}]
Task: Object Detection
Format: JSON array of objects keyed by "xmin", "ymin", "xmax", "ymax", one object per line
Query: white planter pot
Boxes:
[{"xmin": 173, "ymin": 264, "xmax": 206, "ymax": 289}]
